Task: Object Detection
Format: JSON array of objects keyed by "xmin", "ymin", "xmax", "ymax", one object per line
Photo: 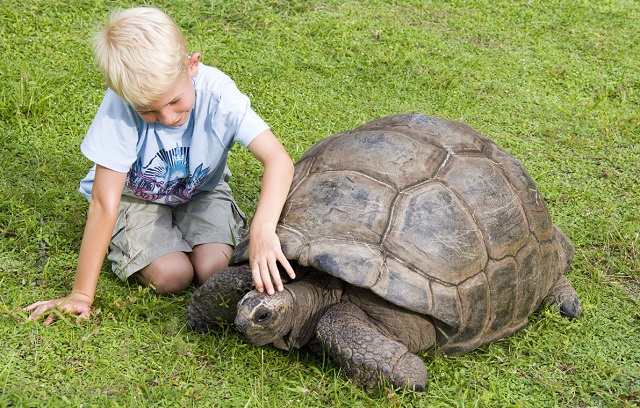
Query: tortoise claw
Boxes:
[{"xmin": 558, "ymin": 298, "xmax": 582, "ymax": 320}]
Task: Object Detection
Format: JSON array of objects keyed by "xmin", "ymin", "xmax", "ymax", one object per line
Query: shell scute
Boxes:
[
  {"xmin": 306, "ymin": 130, "xmax": 447, "ymax": 190},
  {"xmin": 386, "ymin": 183, "xmax": 487, "ymax": 285},
  {"xmin": 354, "ymin": 113, "xmax": 487, "ymax": 154},
  {"xmin": 428, "ymin": 280, "xmax": 461, "ymax": 330},
  {"xmin": 370, "ymin": 257, "xmax": 433, "ymax": 315},
  {"xmin": 439, "ymin": 155, "xmax": 529, "ymax": 260},
  {"xmin": 305, "ymin": 240, "xmax": 384, "ymax": 288},
  {"xmin": 514, "ymin": 237, "xmax": 543, "ymax": 321},
  {"xmin": 456, "ymin": 272, "xmax": 490, "ymax": 344},
  {"xmin": 281, "ymin": 172, "xmax": 394, "ymax": 244},
  {"xmin": 486, "ymin": 258, "xmax": 519, "ymax": 334},
  {"xmin": 484, "ymin": 143, "xmax": 554, "ymax": 242}
]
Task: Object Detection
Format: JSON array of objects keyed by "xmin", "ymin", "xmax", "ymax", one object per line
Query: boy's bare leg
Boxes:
[
  {"xmin": 136, "ymin": 252, "xmax": 194, "ymax": 294},
  {"xmin": 190, "ymin": 243, "xmax": 234, "ymax": 284}
]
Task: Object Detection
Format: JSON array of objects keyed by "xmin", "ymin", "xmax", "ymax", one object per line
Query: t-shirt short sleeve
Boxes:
[
  {"xmin": 214, "ymin": 81, "xmax": 269, "ymax": 148},
  {"xmin": 80, "ymin": 90, "xmax": 139, "ymax": 173}
]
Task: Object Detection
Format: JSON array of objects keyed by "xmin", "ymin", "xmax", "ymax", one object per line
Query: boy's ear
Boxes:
[{"xmin": 188, "ymin": 53, "xmax": 201, "ymax": 77}]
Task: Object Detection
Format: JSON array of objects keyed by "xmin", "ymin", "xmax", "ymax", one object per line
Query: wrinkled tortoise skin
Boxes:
[{"xmin": 229, "ymin": 113, "xmax": 576, "ymax": 354}]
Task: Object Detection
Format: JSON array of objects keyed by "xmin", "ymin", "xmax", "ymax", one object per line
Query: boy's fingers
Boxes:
[
  {"xmin": 75, "ymin": 308, "xmax": 91, "ymax": 323},
  {"xmin": 268, "ymin": 259, "xmax": 283, "ymax": 292},
  {"xmin": 78, "ymin": 309, "xmax": 91, "ymax": 320},
  {"xmin": 43, "ymin": 311, "xmax": 57, "ymax": 326},
  {"xmin": 251, "ymin": 263, "xmax": 265, "ymax": 293},
  {"xmin": 278, "ymin": 255, "xmax": 296, "ymax": 279},
  {"xmin": 23, "ymin": 301, "xmax": 46, "ymax": 312},
  {"xmin": 80, "ymin": 305, "xmax": 91, "ymax": 318},
  {"xmin": 258, "ymin": 260, "xmax": 275, "ymax": 295},
  {"xmin": 27, "ymin": 303, "xmax": 53, "ymax": 321},
  {"xmin": 27, "ymin": 309, "xmax": 42, "ymax": 321},
  {"xmin": 261, "ymin": 272, "xmax": 275, "ymax": 295}
]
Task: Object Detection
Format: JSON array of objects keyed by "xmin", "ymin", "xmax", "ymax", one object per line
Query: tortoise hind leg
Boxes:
[
  {"xmin": 316, "ymin": 302, "xmax": 429, "ymax": 393},
  {"xmin": 545, "ymin": 274, "xmax": 582, "ymax": 319}
]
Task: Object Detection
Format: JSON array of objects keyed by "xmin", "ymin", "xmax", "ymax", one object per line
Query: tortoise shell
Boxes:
[{"xmin": 231, "ymin": 114, "xmax": 573, "ymax": 354}]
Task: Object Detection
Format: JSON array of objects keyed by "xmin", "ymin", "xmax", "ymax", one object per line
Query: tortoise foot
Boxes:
[
  {"xmin": 317, "ymin": 302, "xmax": 428, "ymax": 393},
  {"xmin": 387, "ymin": 353, "xmax": 428, "ymax": 392},
  {"xmin": 545, "ymin": 274, "xmax": 582, "ymax": 320}
]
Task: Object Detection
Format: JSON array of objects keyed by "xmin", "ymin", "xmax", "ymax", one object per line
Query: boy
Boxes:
[{"xmin": 25, "ymin": 7, "xmax": 295, "ymax": 324}]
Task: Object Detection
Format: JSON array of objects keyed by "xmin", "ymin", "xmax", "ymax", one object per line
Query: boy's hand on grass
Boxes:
[
  {"xmin": 23, "ymin": 292, "xmax": 93, "ymax": 325},
  {"xmin": 249, "ymin": 229, "xmax": 295, "ymax": 295}
]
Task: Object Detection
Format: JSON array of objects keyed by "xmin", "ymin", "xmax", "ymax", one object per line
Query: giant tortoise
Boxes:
[{"xmin": 187, "ymin": 113, "xmax": 581, "ymax": 392}]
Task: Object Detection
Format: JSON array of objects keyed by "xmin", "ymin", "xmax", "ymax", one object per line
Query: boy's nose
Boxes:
[{"xmin": 157, "ymin": 109, "xmax": 175, "ymax": 125}]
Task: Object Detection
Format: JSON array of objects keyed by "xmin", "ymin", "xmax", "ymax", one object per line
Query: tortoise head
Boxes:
[{"xmin": 234, "ymin": 289, "xmax": 295, "ymax": 348}]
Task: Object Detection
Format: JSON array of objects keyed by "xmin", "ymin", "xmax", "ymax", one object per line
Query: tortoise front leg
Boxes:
[
  {"xmin": 187, "ymin": 264, "xmax": 254, "ymax": 332},
  {"xmin": 316, "ymin": 302, "xmax": 429, "ymax": 393}
]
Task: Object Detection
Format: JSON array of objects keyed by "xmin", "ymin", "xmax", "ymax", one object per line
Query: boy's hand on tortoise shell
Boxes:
[{"xmin": 248, "ymin": 229, "xmax": 295, "ymax": 295}]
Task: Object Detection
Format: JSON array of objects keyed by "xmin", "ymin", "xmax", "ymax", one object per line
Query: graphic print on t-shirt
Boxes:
[{"xmin": 126, "ymin": 144, "xmax": 211, "ymax": 205}]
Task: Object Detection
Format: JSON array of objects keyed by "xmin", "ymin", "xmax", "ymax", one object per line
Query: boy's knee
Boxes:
[
  {"xmin": 137, "ymin": 253, "xmax": 194, "ymax": 294},
  {"xmin": 192, "ymin": 257, "xmax": 229, "ymax": 285},
  {"xmin": 150, "ymin": 270, "xmax": 193, "ymax": 294},
  {"xmin": 191, "ymin": 243, "xmax": 233, "ymax": 285}
]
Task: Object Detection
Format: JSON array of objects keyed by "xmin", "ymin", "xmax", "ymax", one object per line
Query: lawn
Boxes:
[{"xmin": 1, "ymin": 0, "xmax": 638, "ymax": 406}]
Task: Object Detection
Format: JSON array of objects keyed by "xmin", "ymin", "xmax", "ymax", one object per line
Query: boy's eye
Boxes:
[{"xmin": 169, "ymin": 99, "xmax": 180, "ymax": 105}]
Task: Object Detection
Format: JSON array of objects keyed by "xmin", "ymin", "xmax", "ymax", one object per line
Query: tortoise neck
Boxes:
[{"xmin": 281, "ymin": 274, "xmax": 344, "ymax": 349}]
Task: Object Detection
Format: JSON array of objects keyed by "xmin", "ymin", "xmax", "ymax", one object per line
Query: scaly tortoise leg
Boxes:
[
  {"xmin": 187, "ymin": 264, "xmax": 254, "ymax": 332},
  {"xmin": 316, "ymin": 302, "xmax": 428, "ymax": 393}
]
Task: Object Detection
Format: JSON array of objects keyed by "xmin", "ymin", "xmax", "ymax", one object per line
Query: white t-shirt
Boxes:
[{"xmin": 78, "ymin": 63, "xmax": 269, "ymax": 206}]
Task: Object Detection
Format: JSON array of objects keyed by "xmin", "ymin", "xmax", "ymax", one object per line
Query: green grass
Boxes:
[{"xmin": 1, "ymin": 0, "xmax": 638, "ymax": 406}]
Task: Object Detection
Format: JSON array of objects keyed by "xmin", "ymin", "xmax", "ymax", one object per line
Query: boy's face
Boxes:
[{"xmin": 135, "ymin": 54, "xmax": 200, "ymax": 127}]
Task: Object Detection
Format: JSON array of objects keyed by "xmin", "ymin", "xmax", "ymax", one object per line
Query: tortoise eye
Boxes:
[{"xmin": 255, "ymin": 310, "xmax": 271, "ymax": 323}]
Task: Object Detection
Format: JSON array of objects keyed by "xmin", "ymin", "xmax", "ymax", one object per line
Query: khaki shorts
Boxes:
[{"xmin": 107, "ymin": 180, "xmax": 248, "ymax": 280}]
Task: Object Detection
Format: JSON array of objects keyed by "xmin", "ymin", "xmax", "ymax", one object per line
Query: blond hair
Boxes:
[{"xmin": 92, "ymin": 7, "xmax": 189, "ymax": 108}]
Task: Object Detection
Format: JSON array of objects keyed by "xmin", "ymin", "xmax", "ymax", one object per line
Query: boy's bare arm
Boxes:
[
  {"xmin": 24, "ymin": 165, "xmax": 126, "ymax": 324},
  {"xmin": 246, "ymin": 130, "xmax": 295, "ymax": 295}
]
